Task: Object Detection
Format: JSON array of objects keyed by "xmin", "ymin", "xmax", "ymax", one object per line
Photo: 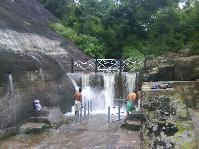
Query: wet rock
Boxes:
[
  {"xmin": 28, "ymin": 116, "xmax": 50, "ymax": 125},
  {"xmin": 148, "ymin": 96, "xmax": 176, "ymax": 118},
  {"xmin": 19, "ymin": 122, "xmax": 49, "ymax": 134},
  {"xmin": 120, "ymin": 123, "xmax": 141, "ymax": 131},
  {"xmin": 38, "ymin": 107, "xmax": 70, "ymax": 128},
  {"xmin": 147, "ymin": 122, "xmax": 178, "ymax": 137},
  {"xmin": 0, "ymin": 127, "xmax": 18, "ymax": 140},
  {"xmin": 151, "ymin": 139, "xmax": 175, "ymax": 149},
  {"xmin": 127, "ymin": 111, "xmax": 146, "ymax": 121}
]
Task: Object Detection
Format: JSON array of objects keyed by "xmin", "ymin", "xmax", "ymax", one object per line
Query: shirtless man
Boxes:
[
  {"xmin": 74, "ymin": 88, "xmax": 82, "ymax": 116},
  {"xmin": 125, "ymin": 90, "xmax": 137, "ymax": 118}
]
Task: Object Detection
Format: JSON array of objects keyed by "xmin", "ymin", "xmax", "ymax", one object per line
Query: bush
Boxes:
[{"xmin": 49, "ymin": 23, "xmax": 105, "ymax": 58}]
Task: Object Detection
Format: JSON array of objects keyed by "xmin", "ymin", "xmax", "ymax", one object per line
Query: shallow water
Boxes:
[{"xmin": 0, "ymin": 114, "xmax": 140, "ymax": 149}]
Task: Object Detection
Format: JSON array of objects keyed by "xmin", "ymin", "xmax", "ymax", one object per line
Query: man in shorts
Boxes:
[
  {"xmin": 125, "ymin": 90, "xmax": 137, "ymax": 119},
  {"xmin": 73, "ymin": 88, "xmax": 82, "ymax": 116}
]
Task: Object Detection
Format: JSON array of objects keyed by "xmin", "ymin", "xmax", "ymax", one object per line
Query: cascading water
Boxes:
[
  {"xmin": 30, "ymin": 54, "xmax": 45, "ymax": 81},
  {"xmin": 67, "ymin": 73, "xmax": 79, "ymax": 92},
  {"xmin": 66, "ymin": 72, "xmax": 138, "ymax": 115},
  {"xmin": 8, "ymin": 73, "xmax": 17, "ymax": 122},
  {"xmin": 126, "ymin": 72, "xmax": 137, "ymax": 94},
  {"xmin": 81, "ymin": 73, "xmax": 90, "ymax": 90},
  {"xmin": 8, "ymin": 74, "xmax": 14, "ymax": 93},
  {"xmin": 103, "ymin": 73, "xmax": 115, "ymax": 109}
]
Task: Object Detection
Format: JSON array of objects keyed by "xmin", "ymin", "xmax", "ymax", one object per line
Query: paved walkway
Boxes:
[{"xmin": 0, "ymin": 114, "xmax": 141, "ymax": 149}]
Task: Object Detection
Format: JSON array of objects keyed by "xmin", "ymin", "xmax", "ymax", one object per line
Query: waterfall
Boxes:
[
  {"xmin": 66, "ymin": 72, "xmax": 137, "ymax": 114},
  {"xmin": 126, "ymin": 72, "xmax": 137, "ymax": 94},
  {"xmin": 30, "ymin": 54, "xmax": 43, "ymax": 69},
  {"xmin": 67, "ymin": 73, "xmax": 79, "ymax": 92},
  {"xmin": 8, "ymin": 73, "xmax": 17, "ymax": 123},
  {"xmin": 8, "ymin": 74, "xmax": 14, "ymax": 93},
  {"xmin": 30, "ymin": 54, "xmax": 45, "ymax": 81},
  {"xmin": 103, "ymin": 73, "xmax": 115, "ymax": 109},
  {"xmin": 82, "ymin": 73, "xmax": 90, "ymax": 88}
]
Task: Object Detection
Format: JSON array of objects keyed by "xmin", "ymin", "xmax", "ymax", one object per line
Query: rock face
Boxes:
[
  {"xmin": 144, "ymin": 55, "xmax": 199, "ymax": 81},
  {"xmin": 0, "ymin": 0, "xmax": 88, "ymax": 131},
  {"xmin": 0, "ymin": 0, "xmax": 86, "ymax": 59},
  {"xmin": 173, "ymin": 81, "xmax": 199, "ymax": 109},
  {"xmin": 174, "ymin": 56, "xmax": 199, "ymax": 81}
]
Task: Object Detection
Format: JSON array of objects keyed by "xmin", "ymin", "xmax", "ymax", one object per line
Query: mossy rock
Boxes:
[
  {"xmin": 19, "ymin": 122, "xmax": 50, "ymax": 134},
  {"xmin": 120, "ymin": 123, "xmax": 141, "ymax": 131},
  {"xmin": 180, "ymin": 140, "xmax": 198, "ymax": 149}
]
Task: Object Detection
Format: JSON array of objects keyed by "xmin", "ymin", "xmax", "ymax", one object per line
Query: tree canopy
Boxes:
[{"xmin": 41, "ymin": 0, "xmax": 199, "ymax": 59}]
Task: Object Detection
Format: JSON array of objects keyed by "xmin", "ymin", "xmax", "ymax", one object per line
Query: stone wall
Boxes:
[
  {"xmin": 172, "ymin": 81, "xmax": 199, "ymax": 109},
  {"xmin": 142, "ymin": 81, "xmax": 199, "ymax": 109}
]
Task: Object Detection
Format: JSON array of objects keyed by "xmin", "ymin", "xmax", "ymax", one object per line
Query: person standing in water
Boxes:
[
  {"xmin": 74, "ymin": 88, "xmax": 82, "ymax": 116},
  {"xmin": 33, "ymin": 98, "xmax": 42, "ymax": 120},
  {"xmin": 136, "ymin": 90, "xmax": 142, "ymax": 111},
  {"xmin": 125, "ymin": 90, "xmax": 137, "ymax": 118}
]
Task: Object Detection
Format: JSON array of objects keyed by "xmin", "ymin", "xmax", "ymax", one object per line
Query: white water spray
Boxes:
[
  {"xmin": 103, "ymin": 73, "xmax": 115, "ymax": 109},
  {"xmin": 8, "ymin": 73, "xmax": 17, "ymax": 122},
  {"xmin": 8, "ymin": 74, "xmax": 14, "ymax": 93},
  {"xmin": 30, "ymin": 54, "xmax": 45, "ymax": 81},
  {"xmin": 66, "ymin": 72, "xmax": 137, "ymax": 115},
  {"xmin": 126, "ymin": 72, "xmax": 137, "ymax": 93},
  {"xmin": 82, "ymin": 73, "xmax": 90, "ymax": 88},
  {"xmin": 67, "ymin": 73, "xmax": 79, "ymax": 92}
]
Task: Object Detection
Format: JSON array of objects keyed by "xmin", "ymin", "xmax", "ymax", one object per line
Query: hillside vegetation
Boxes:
[{"xmin": 41, "ymin": 0, "xmax": 199, "ymax": 59}]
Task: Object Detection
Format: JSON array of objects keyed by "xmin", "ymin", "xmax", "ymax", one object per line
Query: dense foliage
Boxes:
[{"xmin": 41, "ymin": 0, "xmax": 199, "ymax": 58}]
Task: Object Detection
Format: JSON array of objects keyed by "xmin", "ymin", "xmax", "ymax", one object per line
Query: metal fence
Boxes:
[{"xmin": 71, "ymin": 58, "xmax": 144, "ymax": 73}]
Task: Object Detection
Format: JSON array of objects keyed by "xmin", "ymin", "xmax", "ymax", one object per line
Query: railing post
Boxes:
[
  {"xmin": 84, "ymin": 102, "xmax": 87, "ymax": 117},
  {"xmin": 90, "ymin": 100, "xmax": 92, "ymax": 112},
  {"xmin": 71, "ymin": 59, "xmax": 74, "ymax": 73},
  {"xmin": 95, "ymin": 58, "xmax": 98, "ymax": 73},
  {"xmin": 108, "ymin": 106, "xmax": 110, "ymax": 124},
  {"xmin": 118, "ymin": 106, "xmax": 121, "ymax": 122},
  {"xmin": 80, "ymin": 103, "xmax": 82, "ymax": 119},
  {"xmin": 88, "ymin": 101, "xmax": 90, "ymax": 115}
]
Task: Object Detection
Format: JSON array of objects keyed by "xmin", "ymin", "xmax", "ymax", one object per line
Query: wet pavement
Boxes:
[{"xmin": 0, "ymin": 114, "xmax": 141, "ymax": 149}]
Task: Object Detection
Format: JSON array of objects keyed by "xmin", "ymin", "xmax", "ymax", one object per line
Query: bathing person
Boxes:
[
  {"xmin": 136, "ymin": 90, "xmax": 142, "ymax": 111},
  {"xmin": 33, "ymin": 98, "xmax": 42, "ymax": 120},
  {"xmin": 74, "ymin": 88, "xmax": 82, "ymax": 116},
  {"xmin": 125, "ymin": 90, "xmax": 137, "ymax": 118}
]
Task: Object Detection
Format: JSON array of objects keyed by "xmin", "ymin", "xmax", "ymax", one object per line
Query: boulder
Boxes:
[
  {"xmin": 19, "ymin": 122, "xmax": 49, "ymax": 134},
  {"xmin": 174, "ymin": 56, "xmax": 199, "ymax": 81},
  {"xmin": 145, "ymin": 65, "xmax": 174, "ymax": 81},
  {"xmin": 0, "ymin": 0, "xmax": 88, "ymax": 131},
  {"xmin": 145, "ymin": 55, "xmax": 199, "ymax": 81}
]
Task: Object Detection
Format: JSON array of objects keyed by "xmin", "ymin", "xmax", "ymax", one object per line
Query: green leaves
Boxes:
[
  {"xmin": 44, "ymin": 0, "xmax": 199, "ymax": 59},
  {"xmin": 49, "ymin": 23, "xmax": 105, "ymax": 58}
]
